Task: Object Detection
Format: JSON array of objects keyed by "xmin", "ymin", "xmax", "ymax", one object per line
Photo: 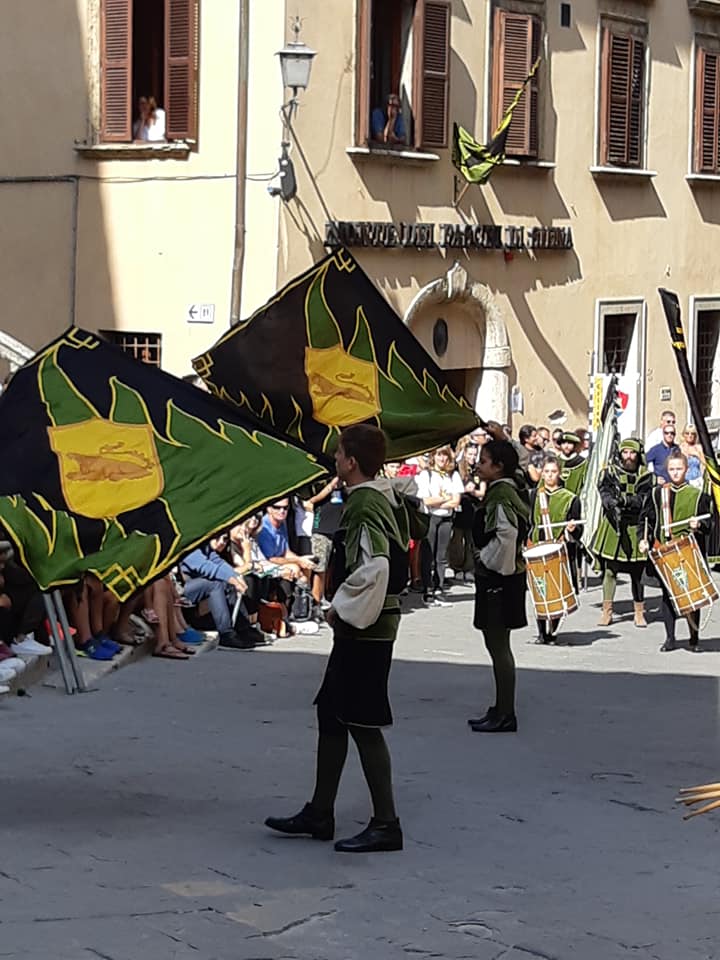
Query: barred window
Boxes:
[{"xmin": 101, "ymin": 331, "xmax": 162, "ymax": 367}]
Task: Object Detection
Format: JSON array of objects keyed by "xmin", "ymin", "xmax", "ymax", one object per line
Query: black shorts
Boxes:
[{"xmin": 474, "ymin": 571, "xmax": 527, "ymax": 631}]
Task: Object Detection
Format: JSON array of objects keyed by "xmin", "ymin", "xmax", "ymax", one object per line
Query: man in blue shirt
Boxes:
[
  {"xmin": 370, "ymin": 93, "xmax": 406, "ymax": 145},
  {"xmin": 258, "ymin": 500, "xmax": 316, "ymax": 584},
  {"xmin": 181, "ymin": 532, "xmax": 270, "ymax": 649},
  {"xmin": 646, "ymin": 425, "xmax": 680, "ymax": 484}
]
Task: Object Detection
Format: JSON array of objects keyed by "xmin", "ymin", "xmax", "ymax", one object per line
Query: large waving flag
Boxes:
[
  {"xmin": 582, "ymin": 374, "xmax": 620, "ymax": 558},
  {"xmin": 658, "ymin": 289, "xmax": 720, "ymax": 513},
  {"xmin": 452, "ymin": 58, "xmax": 540, "ymax": 185},
  {"xmin": 193, "ymin": 249, "xmax": 480, "ymax": 459},
  {"xmin": 0, "ymin": 329, "xmax": 327, "ymax": 600}
]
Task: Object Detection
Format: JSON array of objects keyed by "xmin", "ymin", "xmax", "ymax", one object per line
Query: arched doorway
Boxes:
[{"xmin": 404, "ymin": 262, "xmax": 511, "ymax": 424}]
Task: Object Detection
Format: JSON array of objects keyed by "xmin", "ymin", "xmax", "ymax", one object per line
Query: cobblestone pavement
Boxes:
[{"xmin": 2, "ymin": 576, "xmax": 719, "ymax": 959}]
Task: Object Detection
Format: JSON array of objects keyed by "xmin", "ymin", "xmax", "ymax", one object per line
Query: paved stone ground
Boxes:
[{"xmin": 2, "ymin": 575, "xmax": 720, "ymax": 960}]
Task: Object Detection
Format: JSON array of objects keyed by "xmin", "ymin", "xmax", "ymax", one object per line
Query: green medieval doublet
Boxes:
[
  {"xmin": 528, "ymin": 487, "xmax": 575, "ymax": 546},
  {"xmin": 559, "ymin": 455, "xmax": 588, "ymax": 495},
  {"xmin": 593, "ymin": 464, "xmax": 654, "ymax": 562},
  {"xmin": 338, "ymin": 484, "xmax": 410, "ymax": 641},
  {"xmin": 475, "ymin": 478, "xmax": 530, "ymax": 576},
  {"xmin": 651, "ymin": 483, "xmax": 703, "ymax": 544}
]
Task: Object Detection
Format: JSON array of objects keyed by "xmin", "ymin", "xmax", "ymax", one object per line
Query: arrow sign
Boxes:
[{"xmin": 187, "ymin": 303, "xmax": 215, "ymax": 324}]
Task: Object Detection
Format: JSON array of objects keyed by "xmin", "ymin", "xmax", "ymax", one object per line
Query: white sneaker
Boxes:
[
  {"xmin": 290, "ymin": 621, "xmax": 320, "ymax": 636},
  {"xmin": 11, "ymin": 635, "xmax": 52, "ymax": 656},
  {"xmin": 0, "ymin": 665, "xmax": 16, "ymax": 683},
  {"xmin": 0, "ymin": 684, "xmax": 10, "ymax": 695}
]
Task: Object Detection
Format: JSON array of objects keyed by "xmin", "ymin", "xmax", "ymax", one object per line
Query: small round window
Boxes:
[{"xmin": 433, "ymin": 317, "xmax": 449, "ymax": 357}]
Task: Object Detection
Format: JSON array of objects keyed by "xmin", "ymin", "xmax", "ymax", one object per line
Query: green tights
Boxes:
[
  {"xmin": 482, "ymin": 626, "xmax": 516, "ymax": 715},
  {"xmin": 311, "ymin": 725, "xmax": 397, "ymax": 822}
]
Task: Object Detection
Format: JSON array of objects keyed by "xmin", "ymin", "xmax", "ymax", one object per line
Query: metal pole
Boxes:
[
  {"xmin": 229, "ymin": 0, "xmax": 250, "ymax": 326},
  {"xmin": 43, "ymin": 594, "xmax": 75, "ymax": 695},
  {"xmin": 52, "ymin": 589, "xmax": 87, "ymax": 692}
]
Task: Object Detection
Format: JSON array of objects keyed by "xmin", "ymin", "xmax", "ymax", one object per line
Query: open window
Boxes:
[
  {"xmin": 356, "ymin": 0, "xmax": 450, "ymax": 151},
  {"xmin": 599, "ymin": 20, "xmax": 648, "ymax": 168},
  {"xmin": 101, "ymin": 331, "xmax": 163, "ymax": 367},
  {"xmin": 490, "ymin": 8, "xmax": 541, "ymax": 158},
  {"xmin": 100, "ymin": 0, "xmax": 199, "ymax": 145}
]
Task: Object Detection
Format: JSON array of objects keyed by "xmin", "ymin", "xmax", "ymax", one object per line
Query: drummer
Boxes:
[
  {"xmin": 527, "ymin": 456, "xmax": 581, "ymax": 644},
  {"xmin": 639, "ymin": 453, "xmax": 713, "ymax": 652},
  {"xmin": 557, "ymin": 432, "xmax": 588, "ymax": 495}
]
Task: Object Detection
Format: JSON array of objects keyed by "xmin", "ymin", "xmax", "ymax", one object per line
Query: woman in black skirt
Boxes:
[{"xmin": 468, "ymin": 440, "xmax": 530, "ymax": 733}]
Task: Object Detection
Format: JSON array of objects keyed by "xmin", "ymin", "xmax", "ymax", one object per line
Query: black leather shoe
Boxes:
[
  {"xmin": 660, "ymin": 639, "xmax": 676, "ymax": 652},
  {"xmin": 334, "ymin": 818, "xmax": 403, "ymax": 853},
  {"xmin": 469, "ymin": 713, "xmax": 517, "ymax": 733},
  {"xmin": 264, "ymin": 803, "xmax": 334, "ymax": 841},
  {"xmin": 467, "ymin": 706, "xmax": 497, "ymax": 726},
  {"xmin": 689, "ymin": 641, "xmax": 702, "ymax": 653}
]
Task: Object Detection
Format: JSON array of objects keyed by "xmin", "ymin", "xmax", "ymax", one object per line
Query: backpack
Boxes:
[{"xmin": 289, "ymin": 585, "xmax": 312, "ymax": 622}]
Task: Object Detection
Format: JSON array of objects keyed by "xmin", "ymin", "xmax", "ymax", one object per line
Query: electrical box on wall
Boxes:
[{"xmin": 660, "ymin": 387, "xmax": 672, "ymax": 402}]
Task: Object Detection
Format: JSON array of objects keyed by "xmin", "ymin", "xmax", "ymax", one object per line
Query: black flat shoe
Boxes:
[
  {"xmin": 467, "ymin": 706, "xmax": 497, "ymax": 726},
  {"xmin": 264, "ymin": 803, "xmax": 334, "ymax": 841},
  {"xmin": 334, "ymin": 818, "xmax": 403, "ymax": 853},
  {"xmin": 469, "ymin": 713, "xmax": 517, "ymax": 733},
  {"xmin": 689, "ymin": 642, "xmax": 702, "ymax": 653},
  {"xmin": 660, "ymin": 640, "xmax": 676, "ymax": 652}
]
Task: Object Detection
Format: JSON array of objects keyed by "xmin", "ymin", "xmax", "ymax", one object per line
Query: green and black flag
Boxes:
[
  {"xmin": 193, "ymin": 249, "xmax": 481, "ymax": 460},
  {"xmin": 659, "ymin": 288, "xmax": 720, "ymax": 517},
  {"xmin": 452, "ymin": 57, "xmax": 541, "ymax": 185},
  {"xmin": 0, "ymin": 328, "xmax": 327, "ymax": 600}
]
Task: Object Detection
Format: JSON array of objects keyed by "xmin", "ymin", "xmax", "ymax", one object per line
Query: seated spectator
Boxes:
[
  {"xmin": 257, "ymin": 500, "xmax": 316, "ymax": 587},
  {"xmin": 65, "ymin": 574, "xmax": 122, "ymax": 661},
  {"xmin": 0, "ymin": 553, "xmax": 56, "ymax": 657},
  {"xmin": 180, "ymin": 532, "xmax": 270, "ymax": 649},
  {"xmin": 133, "ymin": 95, "xmax": 166, "ymax": 142},
  {"xmin": 303, "ymin": 477, "xmax": 346, "ymax": 621},
  {"xmin": 144, "ymin": 577, "xmax": 198, "ymax": 660},
  {"xmin": 370, "ymin": 93, "xmax": 406, "ymax": 145}
]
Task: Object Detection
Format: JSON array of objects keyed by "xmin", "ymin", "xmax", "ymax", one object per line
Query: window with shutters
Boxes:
[
  {"xmin": 694, "ymin": 42, "xmax": 720, "ymax": 174},
  {"xmin": 356, "ymin": 0, "xmax": 450, "ymax": 152},
  {"xmin": 490, "ymin": 8, "xmax": 541, "ymax": 159},
  {"xmin": 100, "ymin": 0, "xmax": 199, "ymax": 147},
  {"xmin": 599, "ymin": 21, "xmax": 648, "ymax": 168}
]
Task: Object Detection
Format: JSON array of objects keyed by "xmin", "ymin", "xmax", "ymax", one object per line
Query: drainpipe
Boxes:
[{"xmin": 230, "ymin": 0, "xmax": 250, "ymax": 326}]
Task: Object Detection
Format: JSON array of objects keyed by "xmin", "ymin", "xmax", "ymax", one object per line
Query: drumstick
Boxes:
[
  {"xmin": 666, "ymin": 513, "xmax": 711, "ymax": 532},
  {"xmin": 545, "ymin": 518, "xmax": 586, "ymax": 529}
]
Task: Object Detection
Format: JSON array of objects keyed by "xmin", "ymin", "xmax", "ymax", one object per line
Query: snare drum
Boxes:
[
  {"xmin": 649, "ymin": 534, "xmax": 718, "ymax": 617},
  {"xmin": 523, "ymin": 542, "xmax": 578, "ymax": 621}
]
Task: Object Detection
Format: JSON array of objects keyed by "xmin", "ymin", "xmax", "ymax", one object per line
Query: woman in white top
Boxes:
[
  {"xmin": 133, "ymin": 95, "xmax": 167, "ymax": 142},
  {"xmin": 415, "ymin": 445, "xmax": 464, "ymax": 601}
]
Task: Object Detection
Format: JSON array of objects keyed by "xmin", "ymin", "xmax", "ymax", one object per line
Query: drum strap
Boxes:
[
  {"xmin": 539, "ymin": 491, "xmax": 553, "ymax": 541},
  {"xmin": 661, "ymin": 486, "xmax": 673, "ymax": 542}
]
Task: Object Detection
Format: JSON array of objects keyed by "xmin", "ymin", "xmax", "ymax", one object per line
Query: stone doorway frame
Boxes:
[{"xmin": 403, "ymin": 262, "xmax": 511, "ymax": 424}]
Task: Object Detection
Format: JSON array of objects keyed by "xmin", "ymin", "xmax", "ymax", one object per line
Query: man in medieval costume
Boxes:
[{"xmin": 593, "ymin": 438, "xmax": 655, "ymax": 628}]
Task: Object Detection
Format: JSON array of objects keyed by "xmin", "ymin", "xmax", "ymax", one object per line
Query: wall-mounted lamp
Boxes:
[{"xmin": 277, "ymin": 17, "xmax": 316, "ymax": 105}]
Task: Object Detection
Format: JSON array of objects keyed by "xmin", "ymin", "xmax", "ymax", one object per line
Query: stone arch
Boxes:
[{"xmin": 404, "ymin": 262, "xmax": 510, "ymax": 423}]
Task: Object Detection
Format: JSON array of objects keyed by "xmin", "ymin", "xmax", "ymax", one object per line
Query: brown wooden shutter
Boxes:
[
  {"xmin": 493, "ymin": 10, "xmax": 540, "ymax": 158},
  {"xmin": 696, "ymin": 46, "xmax": 720, "ymax": 173},
  {"xmin": 415, "ymin": 0, "xmax": 451, "ymax": 149},
  {"xmin": 165, "ymin": 0, "xmax": 199, "ymax": 141},
  {"xmin": 356, "ymin": 0, "xmax": 371, "ymax": 145},
  {"xmin": 602, "ymin": 28, "xmax": 645, "ymax": 167},
  {"xmin": 101, "ymin": 0, "xmax": 132, "ymax": 142}
]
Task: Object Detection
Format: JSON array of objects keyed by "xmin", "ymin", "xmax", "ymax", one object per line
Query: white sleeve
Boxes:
[
  {"xmin": 415, "ymin": 470, "xmax": 431, "ymax": 499},
  {"xmin": 450, "ymin": 471, "xmax": 464, "ymax": 495},
  {"xmin": 478, "ymin": 505, "xmax": 518, "ymax": 576},
  {"xmin": 331, "ymin": 528, "xmax": 390, "ymax": 629}
]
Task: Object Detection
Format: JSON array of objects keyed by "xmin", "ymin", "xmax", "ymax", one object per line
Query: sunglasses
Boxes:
[
  {"xmin": 663, "ymin": 431, "xmax": 676, "ymax": 436},
  {"xmin": 270, "ymin": 505, "xmax": 289, "ymax": 512}
]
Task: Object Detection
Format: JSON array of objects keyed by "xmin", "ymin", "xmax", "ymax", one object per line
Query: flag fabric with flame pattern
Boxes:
[
  {"xmin": 193, "ymin": 249, "xmax": 480, "ymax": 459},
  {"xmin": 0, "ymin": 329, "xmax": 327, "ymax": 600}
]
